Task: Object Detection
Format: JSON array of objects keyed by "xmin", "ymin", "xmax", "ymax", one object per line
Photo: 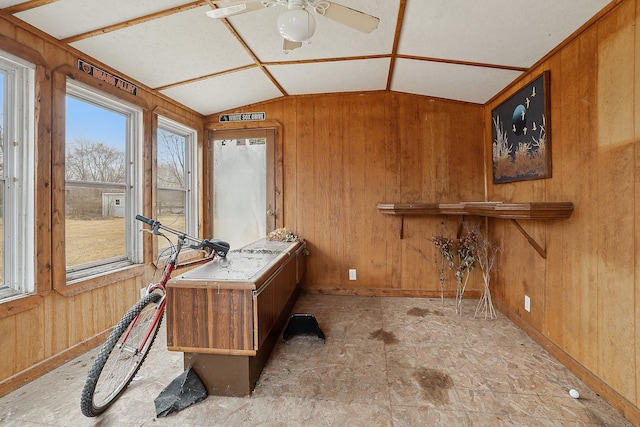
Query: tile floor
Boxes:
[{"xmin": 0, "ymin": 294, "xmax": 634, "ymax": 426}]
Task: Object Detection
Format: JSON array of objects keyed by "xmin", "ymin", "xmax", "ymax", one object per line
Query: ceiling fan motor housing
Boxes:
[{"xmin": 277, "ymin": 0, "xmax": 317, "ymax": 42}]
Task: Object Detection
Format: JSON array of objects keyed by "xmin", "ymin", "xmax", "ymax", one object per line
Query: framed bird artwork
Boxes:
[{"xmin": 491, "ymin": 71, "xmax": 551, "ymax": 183}]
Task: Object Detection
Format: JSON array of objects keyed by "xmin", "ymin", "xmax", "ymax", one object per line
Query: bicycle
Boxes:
[{"xmin": 80, "ymin": 214, "xmax": 230, "ymax": 417}]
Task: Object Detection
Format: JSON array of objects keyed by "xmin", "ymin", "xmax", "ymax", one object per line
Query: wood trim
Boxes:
[
  {"xmin": 35, "ymin": 65, "xmax": 52, "ymax": 294},
  {"xmin": 494, "ymin": 298, "xmax": 640, "ymax": 426},
  {"xmin": 0, "ymin": 293, "xmax": 45, "ymax": 319},
  {"xmin": 152, "ymin": 106, "xmax": 202, "ymax": 133},
  {"xmin": 50, "ymin": 67, "xmax": 151, "ymax": 296},
  {"xmin": 167, "ymin": 346, "xmax": 256, "ymax": 357},
  {"xmin": 396, "ymin": 54, "xmax": 528, "ymax": 72},
  {"xmin": 52, "ymin": 64, "xmax": 149, "ymax": 111},
  {"xmin": 305, "ymin": 288, "xmax": 482, "ymax": 299},
  {"xmin": 56, "ymin": 264, "xmax": 147, "ymax": 297},
  {"xmin": 50, "ymin": 70, "xmax": 66, "ymax": 292},
  {"xmin": 144, "ymin": 110, "xmax": 157, "ymax": 263},
  {"xmin": 217, "ymin": 19, "xmax": 287, "ymax": 96},
  {"xmin": 60, "ymin": 1, "xmax": 207, "ymax": 44},
  {"xmin": 385, "ymin": 0, "xmax": 406, "ymax": 90},
  {"xmin": 274, "ymin": 123, "xmax": 284, "ymax": 230},
  {"xmin": 154, "ymin": 64, "xmax": 257, "ymax": 92},
  {"xmin": 204, "ymin": 120, "xmax": 284, "ymax": 230},
  {"xmin": 0, "ymin": 0, "xmax": 56, "ymax": 15},
  {"xmin": 205, "ymin": 118, "xmax": 282, "ymax": 132},
  {"xmin": 0, "ymin": 33, "xmax": 47, "ymax": 66}
]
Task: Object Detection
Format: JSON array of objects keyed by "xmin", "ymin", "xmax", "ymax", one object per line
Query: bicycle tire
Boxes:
[{"xmin": 80, "ymin": 292, "xmax": 164, "ymax": 417}]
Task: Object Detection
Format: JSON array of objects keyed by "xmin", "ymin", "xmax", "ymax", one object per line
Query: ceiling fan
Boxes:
[{"xmin": 206, "ymin": 0, "xmax": 380, "ymax": 52}]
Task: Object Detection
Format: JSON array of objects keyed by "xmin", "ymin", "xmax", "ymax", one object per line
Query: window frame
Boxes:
[
  {"xmin": 0, "ymin": 50, "xmax": 36, "ymax": 302},
  {"xmin": 64, "ymin": 80, "xmax": 143, "ymax": 283},
  {"xmin": 156, "ymin": 115, "xmax": 198, "ymax": 239}
]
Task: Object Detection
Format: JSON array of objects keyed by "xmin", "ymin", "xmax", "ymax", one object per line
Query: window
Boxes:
[
  {"xmin": 211, "ymin": 128, "xmax": 276, "ymax": 249},
  {"xmin": 65, "ymin": 82, "xmax": 142, "ymax": 281},
  {"xmin": 156, "ymin": 116, "xmax": 197, "ymax": 249},
  {"xmin": 0, "ymin": 51, "xmax": 35, "ymax": 301}
]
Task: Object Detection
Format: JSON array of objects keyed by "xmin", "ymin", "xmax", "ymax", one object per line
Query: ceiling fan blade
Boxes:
[
  {"xmin": 283, "ymin": 39, "xmax": 303, "ymax": 52},
  {"xmin": 322, "ymin": 2, "xmax": 379, "ymax": 33},
  {"xmin": 205, "ymin": 1, "xmax": 265, "ymax": 19}
]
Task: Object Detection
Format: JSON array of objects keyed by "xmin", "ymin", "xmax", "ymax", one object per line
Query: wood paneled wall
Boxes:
[
  {"xmin": 209, "ymin": 93, "xmax": 485, "ymax": 296},
  {"xmin": 485, "ymin": 0, "xmax": 640, "ymax": 421}
]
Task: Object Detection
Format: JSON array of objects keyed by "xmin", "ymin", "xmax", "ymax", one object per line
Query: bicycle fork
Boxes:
[
  {"xmin": 119, "ymin": 296, "xmax": 166, "ymax": 355},
  {"xmin": 118, "ymin": 252, "xmax": 176, "ymax": 354}
]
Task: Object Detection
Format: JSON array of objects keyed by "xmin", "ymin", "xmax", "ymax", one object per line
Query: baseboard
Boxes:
[
  {"xmin": 493, "ymin": 298, "xmax": 640, "ymax": 426},
  {"xmin": 0, "ymin": 329, "xmax": 111, "ymax": 398},
  {"xmin": 303, "ymin": 287, "xmax": 482, "ymax": 299}
]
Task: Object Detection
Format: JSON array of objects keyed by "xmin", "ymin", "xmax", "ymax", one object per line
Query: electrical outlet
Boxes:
[
  {"xmin": 524, "ymin": 295, "xmax": 531, "ymax": 312},
  {"xmin": 349, "ymin": 269, "xmax": 357, "ymax": 280}
]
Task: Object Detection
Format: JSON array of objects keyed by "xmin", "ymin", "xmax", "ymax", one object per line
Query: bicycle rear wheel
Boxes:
[{"xmin": 80, "ymin": 292, "xmax": 164, "ymax": 417}]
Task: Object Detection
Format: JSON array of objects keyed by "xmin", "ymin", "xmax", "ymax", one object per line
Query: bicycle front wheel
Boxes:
[{"xmin": 80, "ymin": 292, "xmax": 164, "ymax": 417}]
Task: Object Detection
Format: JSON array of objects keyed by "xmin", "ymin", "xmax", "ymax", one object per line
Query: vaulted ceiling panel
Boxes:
[
  {"xmin": 397, "ymin": 0, "xmax": 610, "ymax": 68},
  {"xmin": 391, "ymin": 58, "xmax": 523, "ymax": 104},
  {"xmin": 15, "ymin": 0, "xmax": 195, "ymax": 39},
  {"xmin": 69, "ymin": 6, "xmax": 255, "ymax": 89},
  {"xmin": 160, "ymin": 66, "xmax": 284, "ymax": 115},
  {"xmin": 267, "ymin": 57, "xmax": 390, "ymax": 95}
]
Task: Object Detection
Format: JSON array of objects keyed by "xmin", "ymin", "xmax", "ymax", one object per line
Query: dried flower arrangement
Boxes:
[
  {"xmin": 432, "ymin": 221, "xmax": 499, "ymax": 318},
  {"xmin": 267, "ymin": 227, "xmax": 303, "ymax": 243}
]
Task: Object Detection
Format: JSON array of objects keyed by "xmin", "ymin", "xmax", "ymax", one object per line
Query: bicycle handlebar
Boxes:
[
  {"xmin": 136, "ymin": 214, "xmax": 229, "ymax": 257},
  {"xmin": 135, "ymin": 214, "xmax": 157, "ymax": 227}
]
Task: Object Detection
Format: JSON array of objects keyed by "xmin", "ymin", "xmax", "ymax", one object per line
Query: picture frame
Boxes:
[{"xmin": 491, "ymin": 71, "xmax": 551, "ymax": 183}]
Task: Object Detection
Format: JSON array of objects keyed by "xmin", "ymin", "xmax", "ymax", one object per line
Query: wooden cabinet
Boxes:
[{"xmin": 166, "ymin": 238, "xmax": 306, "ymax": 396}]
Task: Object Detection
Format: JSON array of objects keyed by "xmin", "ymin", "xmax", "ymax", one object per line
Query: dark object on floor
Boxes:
[
  {"xmin": 154, "ymin": 367, "xmax": 208, "ymax": 417},
  {"xmin": 283, "ymin": 313, "xmax": 325, "ymax": 341}
]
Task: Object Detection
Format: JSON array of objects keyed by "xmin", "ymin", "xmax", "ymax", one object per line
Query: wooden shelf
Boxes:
[
  {"xmin": 377, "ymin": 201, "xmax": 574, "ymax": 258},
  {"xmin": 376, "ymin": 202, "xmax": 574, "ymax": 219}
]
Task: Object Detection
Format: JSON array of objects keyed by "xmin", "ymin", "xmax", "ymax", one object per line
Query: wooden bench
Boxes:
[{"xmin": 166, "ymin": 238, "xmax": 307, "ymax": 396}]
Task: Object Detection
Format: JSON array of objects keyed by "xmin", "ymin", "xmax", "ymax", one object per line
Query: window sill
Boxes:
[
  {"xmin": 56, "ymin": 263, "xmax": 147, "ymax": 297},
  {"xmin": 0, "ymin": 293, "xmax": 44, "ymax": 319},
  {"xmin": 153, "ymin": 248, "xmax": 206, "ymax": 270}
]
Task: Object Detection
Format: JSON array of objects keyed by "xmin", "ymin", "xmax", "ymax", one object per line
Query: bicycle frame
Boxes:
[{"xmin": 120, "ymin": 232, "xmax": 213, "ymax": 355}]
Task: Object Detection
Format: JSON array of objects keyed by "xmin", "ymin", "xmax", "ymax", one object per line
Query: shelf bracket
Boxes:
[{"xmin": 509, "ymin": 219, "xmax": 546, "ymax": 259}]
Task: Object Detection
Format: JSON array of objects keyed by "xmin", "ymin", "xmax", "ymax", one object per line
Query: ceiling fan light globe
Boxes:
[{"xmin": 277, "ymin": 9, "xmax": 316, "ymax": 42}]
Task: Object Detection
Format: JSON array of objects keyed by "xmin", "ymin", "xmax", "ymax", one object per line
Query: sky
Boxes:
[
  {"xmin": 0, "ymin": 78, "xmax": 126, "ymax": 151},
  {"xmin": 66, "ymin": 96, "xmax": 126, "ymax": 150}
]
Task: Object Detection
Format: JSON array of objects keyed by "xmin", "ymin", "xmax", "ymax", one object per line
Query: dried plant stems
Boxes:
[
  {"xmin": 474, "ymin": 231, "xmax": 502, "ymax": 320},
  {"xmin": 438, "ymin": 255, "xmax": 446, "ymax": 307},
  {"xmin": 432, "ymin": 224, "xmax": 454, "ymax": 309},
  {"xmin": 455, "ymin": 269, "xmax": 473, "ymax": 314}
]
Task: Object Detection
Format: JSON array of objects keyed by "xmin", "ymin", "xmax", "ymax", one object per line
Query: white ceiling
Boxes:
[{"xmin": 2, "ymin": 0, "xmax": 612, "ymax": 116}]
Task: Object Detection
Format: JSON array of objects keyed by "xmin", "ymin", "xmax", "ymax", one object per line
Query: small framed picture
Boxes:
[{"xmin": 491, "ymin": 71, "xmax": 550, "ymax": 183}]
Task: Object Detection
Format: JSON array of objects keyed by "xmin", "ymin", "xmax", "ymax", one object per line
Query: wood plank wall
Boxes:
[
  {"xmin": 208, "ymin": 92, "xmax": 485, "ymax": 296},
  {"xmin": 485, "ymin": 0, "xmax": 640, "ymax": 421},
  {"xmin": 0, "ymin": 16, "xmax": 204, "ymax": 395}
]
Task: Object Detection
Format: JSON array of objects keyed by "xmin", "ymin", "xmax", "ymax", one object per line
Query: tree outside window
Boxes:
[{"xmin": 156, "ymin": 116, "xmax": 197, "ymax": 250}]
